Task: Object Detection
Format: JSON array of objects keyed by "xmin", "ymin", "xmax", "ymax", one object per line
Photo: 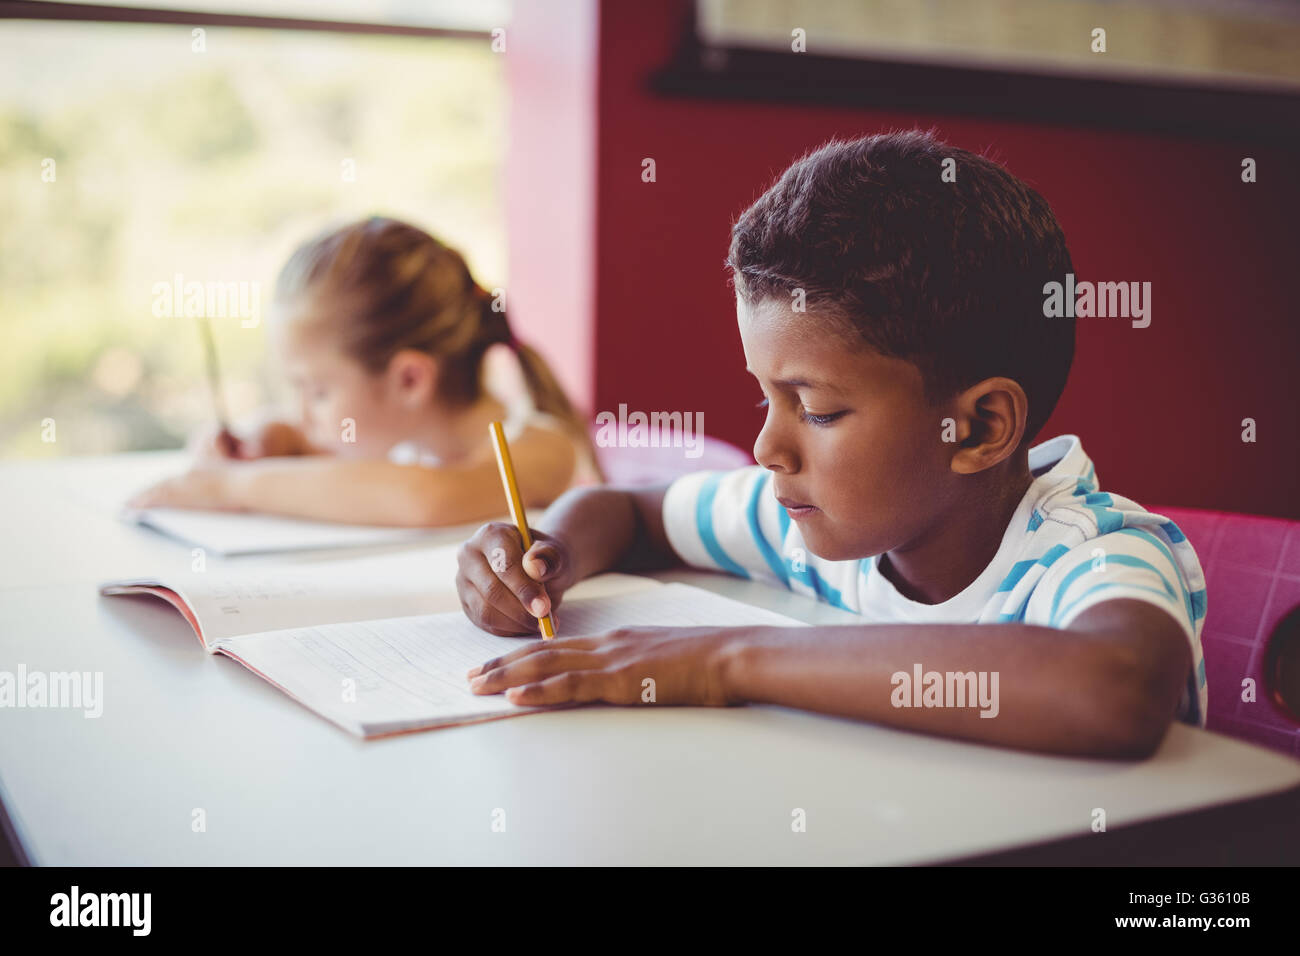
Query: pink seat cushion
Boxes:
[{"xmin": 1151, "ymin": 506, "xmax": 1300, "ymax": 758}]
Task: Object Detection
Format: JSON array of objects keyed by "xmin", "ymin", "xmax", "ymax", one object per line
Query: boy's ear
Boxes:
[
  {"xmin": 385, "ymin": 348, "xmax": 439, "ymax": 405},
  {"xmin": 947, "ymin": 376, "xmax": 1027, "ymax": 475}
]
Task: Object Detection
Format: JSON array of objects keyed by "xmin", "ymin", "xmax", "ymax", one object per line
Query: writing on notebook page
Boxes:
[
  {"xmin": 287, "ymin": 618, "xmax": 511, "ymax": 706},
  {"xmin": 209, "ymin": 578, "xmax": 321, "ymax": 604},
  {"xmin": 215, "ymin": 583, "xmax": 805, "ymax": 737},
  {"xmin": 207, "ymin": 577, "xmax": 323, "ymax": 618}
]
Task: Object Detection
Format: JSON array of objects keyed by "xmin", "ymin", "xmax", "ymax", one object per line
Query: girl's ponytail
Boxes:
[{"xmin": 487, "ymin": 302, "xmax": 607, "ymax": 484}]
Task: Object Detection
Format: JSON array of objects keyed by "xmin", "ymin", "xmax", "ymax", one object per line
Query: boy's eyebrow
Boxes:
[{"xmin": 744, "ymin": 366, "xmax": 844, "ymax": 393}]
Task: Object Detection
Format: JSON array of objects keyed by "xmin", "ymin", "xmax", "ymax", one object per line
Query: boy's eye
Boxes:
[
  {"xmin": 799, "ymin": 408, "xmax": 847, "ymax": 426},
  {"xmin": 755, "ymin": 394, "xmax": 846, "ymax": 426}
]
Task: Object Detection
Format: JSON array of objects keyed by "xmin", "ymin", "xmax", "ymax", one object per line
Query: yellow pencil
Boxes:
[
  {"xmin": 489, "ymin": 421, "xmax": 555, "ymax": 638},
  {"xmin": 197, "ymin": 315, "xmax": 236, "ymax": 455}
]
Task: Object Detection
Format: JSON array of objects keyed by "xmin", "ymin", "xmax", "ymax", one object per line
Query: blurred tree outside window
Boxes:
[{"xmin": 0, "ymin": 19, "xmax": 505, "ymax": 457}]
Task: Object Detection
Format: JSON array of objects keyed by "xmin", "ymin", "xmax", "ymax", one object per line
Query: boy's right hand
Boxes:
[{"xmin": 456, "ymin": 523, "xmax": 575, "ymax": 637}]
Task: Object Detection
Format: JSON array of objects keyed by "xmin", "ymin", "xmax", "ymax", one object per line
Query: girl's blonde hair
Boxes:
[{"xmin": 275, "ymin": 216, "xmax": 604, "ymax": 481}]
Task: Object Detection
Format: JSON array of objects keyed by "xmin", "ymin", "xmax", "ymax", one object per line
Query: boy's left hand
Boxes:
[
  {"xmin": 126, "ymin": 466, "xmax": 235, "ymax": 511},
  {"xmin": 466, "ymin": 626, "xmax": 749, "ymax": 708}
]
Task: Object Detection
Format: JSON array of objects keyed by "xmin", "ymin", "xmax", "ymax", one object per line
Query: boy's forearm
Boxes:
[
  {"xmin": 538, "ymin": 485, "xmax": 682, "ymax": 583},
  {"xmin": 719, "ymin": 622, "xmax": 1160, "ymax": 758}
]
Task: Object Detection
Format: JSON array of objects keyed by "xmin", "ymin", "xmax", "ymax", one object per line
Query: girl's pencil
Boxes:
[{"xmin": 197, "ymin": 315, "xmax": 236, "ymax": 456}]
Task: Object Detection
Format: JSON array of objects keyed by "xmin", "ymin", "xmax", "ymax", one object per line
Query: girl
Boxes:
[{"xmin": 129, "ymin": 217, "xmax": 604, "ymax": 525}]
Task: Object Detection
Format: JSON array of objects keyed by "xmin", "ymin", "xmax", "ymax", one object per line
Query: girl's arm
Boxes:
[
  {"xmin": 189, "ymin": 420, "xmax": 324, "ymax": 461},
  {"xmin": 133, "ymin": 424, "xmax": 579, "ymax": 526},
  {"xmin": 253, "ymin": 421, "xmax": 327, "ymax": 456}
]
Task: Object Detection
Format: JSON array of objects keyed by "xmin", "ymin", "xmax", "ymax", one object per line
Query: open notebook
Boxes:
[
  {"xmin": 102, "ymin": 570, "xmax": 805, "ymax": 738},
  {"xmin": 101, "ymin": 549, "xmax": 467, "ymax": 645},
  {"xmin": 99, "ymin": 550, "xmax": 660, "ymax": 648},
  {"xmin": 119, "ymin": 506, "xmax": 442, "ymax": 556}
]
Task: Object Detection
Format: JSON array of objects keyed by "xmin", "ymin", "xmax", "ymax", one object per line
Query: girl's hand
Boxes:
[
  {"xmin": 466, "ymin": 625, "xmax": 749, "ymax": 707},
  {"xmin": 247, "ymin": 421, "xmax": 312, "ymax": 457},
  {"xmin": 189, "ymin": 421, "xmax": 310, "ymax": 463},
  {"xmin": 126, "ymin": 465, "xmax": 236, "ymax": 511},
  {"xmin": 456, "ymin": 523, "xmax": 576, "ymax": 637},
  {"xmin": 190, "ymin": 427, "xmax": 249, "ymax": 463}
]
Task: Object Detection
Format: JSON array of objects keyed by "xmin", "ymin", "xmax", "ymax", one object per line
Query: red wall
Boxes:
[
  {"xmin": 505, "ymin": 0, "xmax": 599, "ymax": 412},
  {"xmin": 511, "ymin": 0, "xmax": 1300, "ymax": 519}
]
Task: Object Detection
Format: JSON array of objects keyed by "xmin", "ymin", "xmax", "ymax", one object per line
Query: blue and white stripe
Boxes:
[{"xmin": 660, "ymin": 434, "xmax": 1209, "ymax": 728}]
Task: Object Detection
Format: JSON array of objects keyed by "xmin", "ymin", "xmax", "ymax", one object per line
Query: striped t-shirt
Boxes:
[{"xmin": 661, "ymin": 434, "xmax": 1208, "ymax": 727}]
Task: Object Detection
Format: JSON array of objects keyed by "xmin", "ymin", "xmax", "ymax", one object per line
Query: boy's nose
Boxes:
[{"xmin": 753, "ymin": 422, "xmax": 797, "ymax": 473}]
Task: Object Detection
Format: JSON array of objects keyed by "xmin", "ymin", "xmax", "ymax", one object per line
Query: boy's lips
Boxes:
[{"xmin": 776, "ymin": 495, "xmax": 819, "ymax": 518}]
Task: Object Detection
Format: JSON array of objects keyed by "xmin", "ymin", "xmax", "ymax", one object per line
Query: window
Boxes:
[{"xmin": 0, "ymin": 12, "xmax": 505, "ymax": 455}]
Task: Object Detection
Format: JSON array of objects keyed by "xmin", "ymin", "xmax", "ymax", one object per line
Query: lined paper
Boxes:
[{"xmin": 216, "ymin": 582, "xmax": 807, "ymax": 737}]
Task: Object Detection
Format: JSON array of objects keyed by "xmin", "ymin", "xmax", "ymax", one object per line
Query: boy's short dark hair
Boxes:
[{"xmin": 727, "ymin": 129, "xmax": 1075, "ymax": 446}]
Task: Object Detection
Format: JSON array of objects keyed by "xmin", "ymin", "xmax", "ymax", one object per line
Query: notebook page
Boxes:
[
  {"xmin": 120, "ymin": 506, "xmax": 445, "ymax": 556},
  {"xmin": 101, "ymin": 548, "xmax": 465, "ymax": 644},
  {"xmin": 101, "ymin": 552, "xmax": 662, "ymax": 646},
  {"xmin": 216, "ymin": 582, "xmax": 807, "ymax": 737}
]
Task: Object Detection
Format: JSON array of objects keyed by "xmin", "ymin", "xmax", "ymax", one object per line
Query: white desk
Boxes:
[{"xmin": 2, "ymin": 453, "xmax": 1299, "ymax": 865}]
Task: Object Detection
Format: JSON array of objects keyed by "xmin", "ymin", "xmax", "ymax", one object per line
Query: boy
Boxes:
[{"xmin": 454, "ymin": 130, "xmax": 1207, "ymax": 758}]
